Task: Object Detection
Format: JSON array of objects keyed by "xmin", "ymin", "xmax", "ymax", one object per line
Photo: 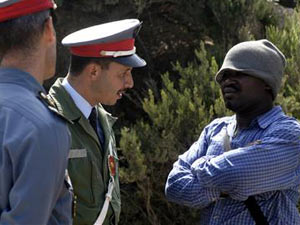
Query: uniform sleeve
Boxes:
[
  {"xmin": 0, "ymin": 108, "xmax": 70, "ymax": 225},
  {"xmin": 191, "ymin": 122, "xmax": 300, "ymax": 201},
  {"xmin": 165, "ymin": 128, "xmax": 221, "ymax": 208}
]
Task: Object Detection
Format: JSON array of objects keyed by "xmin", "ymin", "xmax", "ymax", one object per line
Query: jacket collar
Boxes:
[
  {"xmin": 49, "ymin": 77, "xmax": 83, "ymax": 122},
  {"xmin": 61, "ymin": 78, "xmax": 93, "ymax": 119}
]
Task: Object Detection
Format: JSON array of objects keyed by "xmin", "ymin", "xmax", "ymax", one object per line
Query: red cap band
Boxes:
[
  {"xmin": 70, "ymin": 38, "xmax": 135, "ymax": 58},
  {"xmin": 0, "ymin": 0, "xmax": 56, "ymax": 23}
]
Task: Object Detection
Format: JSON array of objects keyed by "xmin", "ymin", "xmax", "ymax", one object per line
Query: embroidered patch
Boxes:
[
  {"xmin": 108, "ymin": 155, "xmax": 116, "ymax": 177},
  {"xmin": 68, "ymin": 149, "xmax": 87, "ymax": 159}
]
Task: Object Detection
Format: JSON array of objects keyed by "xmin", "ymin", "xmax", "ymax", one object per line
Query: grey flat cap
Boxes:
[{"xmin": 215, "ymin": 39, "xmax": 286, "ymax": 98}]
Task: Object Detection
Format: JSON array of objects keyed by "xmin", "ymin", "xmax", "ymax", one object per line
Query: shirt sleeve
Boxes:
[
  {"xmin": 165, "ymin": 128, "xmax": 221, "ymax": 208},
  {"xmin": 191, "ymin": 121, "xmax": 300, "ymax": 201},
  {"xmin": 0, "ymin": 108, "xmax": 69, "ymax": 225}
]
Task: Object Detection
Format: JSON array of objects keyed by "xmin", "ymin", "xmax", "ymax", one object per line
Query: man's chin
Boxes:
[
  {"xmin": 102, "ymin": 100, "xmax": 117, "ymax": 106},
  {"xmin": 225, "ymin": 101, "xmax": 237, "ymax": 112}
]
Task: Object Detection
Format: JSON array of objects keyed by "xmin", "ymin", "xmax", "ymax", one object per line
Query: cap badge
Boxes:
[{"xmin": 100, "ymin": 47, "xmax": 136, "ymax": 58}]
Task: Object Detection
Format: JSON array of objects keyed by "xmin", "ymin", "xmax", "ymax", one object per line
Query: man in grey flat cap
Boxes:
[
  {"xmin": 0, "ymin": 0, "xmax": 72, "ymax": 224},
  {"xmin": 49, "ymin": 19, "xmax": 146, "ymax": 225},
  {"xmin": 165, "ymin": 39, "xmax": 300, "ymax": 224}
]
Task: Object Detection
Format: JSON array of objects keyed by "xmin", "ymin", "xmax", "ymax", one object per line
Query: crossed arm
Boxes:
[{"xmin": 165, "ymin": 123, "xmax": 300, "ymax": 208}]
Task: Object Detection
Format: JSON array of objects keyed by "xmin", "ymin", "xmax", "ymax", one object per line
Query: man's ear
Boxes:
[
  {"xmin": 43, "ymin": 17, "xmax": 56, "ymax": 44},
  {"xmin": 86, "ymin": 63, "xmax": 101, "ymax": 80}
]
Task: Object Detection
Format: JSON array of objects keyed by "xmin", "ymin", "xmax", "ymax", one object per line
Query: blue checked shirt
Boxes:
[{"xmin": 165, "ymin": 106, "xmax": 300, "ymax": 224}]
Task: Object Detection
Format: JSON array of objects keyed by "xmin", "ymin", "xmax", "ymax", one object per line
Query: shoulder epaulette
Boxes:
[{"xmin": 38, "ymin": 91, "xmax": 73, "ymax": 124}]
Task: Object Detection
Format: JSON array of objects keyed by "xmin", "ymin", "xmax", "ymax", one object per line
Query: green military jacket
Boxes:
[{"xmin": 49, "ymin": 78, "xmax": 121, "ymax": 225}]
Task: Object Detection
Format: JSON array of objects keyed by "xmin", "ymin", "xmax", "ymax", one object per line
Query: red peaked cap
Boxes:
[
  {"xmin": 0, "ymin": 0, "xmax": 56, "ymax": 23},
  {"xmin": 62, "ymin": 19, "xmax": 147, "ymax": 67},
  {"xmin": 70, "ymin": 38, "xmax": 135, "ymax": 58}
]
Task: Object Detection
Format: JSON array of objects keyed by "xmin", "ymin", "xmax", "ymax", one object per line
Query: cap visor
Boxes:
[{"xmin": 111, "ymin": 54, "xmax": 146, "ymax": 68}]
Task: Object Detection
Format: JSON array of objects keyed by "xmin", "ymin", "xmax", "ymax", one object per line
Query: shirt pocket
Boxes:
[
  {"xmin": 207, "ymin": 140, "xmax": 226, "ymax": 155},
  {"xmin": 207, "ymin": 127, "xmax": 231, "ymax": 155},
  {"xmin": 68, "ymin": 148, "xmax": 96, "ymax": 205}
]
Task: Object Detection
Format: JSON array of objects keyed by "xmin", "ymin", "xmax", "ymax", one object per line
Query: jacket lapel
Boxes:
[{"xmin": 77, "ymin": 116, "xmax": 101, "ymax": 147}]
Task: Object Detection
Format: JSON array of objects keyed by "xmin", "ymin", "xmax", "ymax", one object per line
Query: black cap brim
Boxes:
[{"xmin": 111, "ymin": 54, "xmax": 146, "ymax": 68}]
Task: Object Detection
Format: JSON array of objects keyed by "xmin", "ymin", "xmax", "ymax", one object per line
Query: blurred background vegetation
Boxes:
[{"xmin": 48, "ymin": 0, "xmax": 300, "ymax": 224}]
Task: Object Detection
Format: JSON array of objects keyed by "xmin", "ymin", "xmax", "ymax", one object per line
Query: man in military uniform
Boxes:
[
  {"xmin": 49, "ymin": 19, "xmax": 146, "ymax": 225},
  {"xmin": 0, "ymin": 1, "xmax": 72, "ymax": 224}
]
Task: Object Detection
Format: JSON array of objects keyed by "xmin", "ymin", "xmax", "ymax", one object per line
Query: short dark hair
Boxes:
[
  {"xmin": 69, "ymin": 54, "xmax": 112, "ymax": 76},
  {"xmin": 0, "ymin": 9, "xmax": 51, "ymax": 58}
]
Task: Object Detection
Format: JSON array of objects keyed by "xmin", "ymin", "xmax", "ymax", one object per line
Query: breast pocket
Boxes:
[
  {"xmin": 68, "ymin": 149, "xmax": 95, "ymax": 205},
  {"xmin": 207, "ymin": 129, "xmax": 230, "ymax": 155}
]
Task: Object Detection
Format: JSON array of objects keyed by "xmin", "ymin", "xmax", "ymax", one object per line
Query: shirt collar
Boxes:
[
  {"xmin": 255, "ymin": 106, "xmax": 283, "ymax": 129},
  {"xmin": 226, "ymin": 106, "xmax": 283, "ymax": 135},
  {"xmin": 0, "ymin": 68, "xmax": 45, "ymax": 94},
  {"xmin": 62, "ymin": 78, "xmax": 93, "ymax": 119}
]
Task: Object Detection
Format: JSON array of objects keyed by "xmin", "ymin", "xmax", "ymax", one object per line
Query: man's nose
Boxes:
[
  {"xmin": 220, "ymin": 74, "xmax": 231, "ymax": 85},
  {"xmin": 220, "ymin": 72, "xmax": 237, "ymax": 84},
  {"xmin": 125, "ymin": 71, "xmax": 134, "ymax": 89}
]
